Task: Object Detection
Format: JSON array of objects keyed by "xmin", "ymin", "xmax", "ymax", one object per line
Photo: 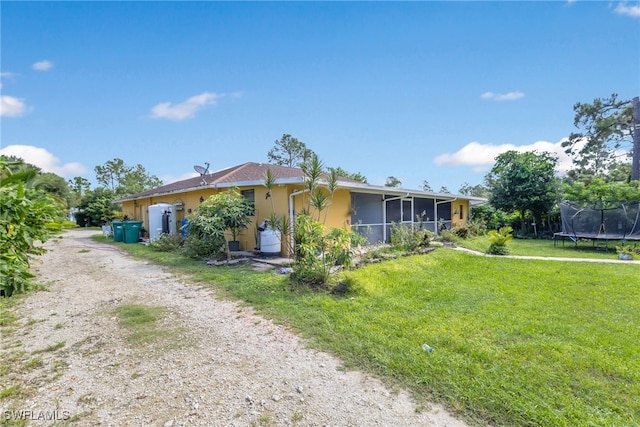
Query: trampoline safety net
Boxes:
[{"xmin": 558, "ymin": 201, "xmax": 640, "ymax": 241}]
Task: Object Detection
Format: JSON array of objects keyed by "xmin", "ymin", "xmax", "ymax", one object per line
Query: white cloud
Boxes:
[
  {"xmin": 0, "ymin": 72, "xmax": 18, "ymax": 90},
  {"xmin": 150, "ymin": 92, "xmax": 221, "ymax": 121},
  {"xmin": 434, "ymin": 139, "xmax": 575, "ymax": 173},
  {"xmin": 32, "ymin": 60, "xmax": 54, "ymax": 71},
  {"xmin": 481, "ymin": 91, "xmax": 525, "ymax": 101},
  {"xmin": 0, "ymin": 145, "xmax": 87, "ymax": 177},
  {"xmin": 0, "ymin": 96, "xmax": 29, "ymax": 117},
  {"xmin": 614, "ymin": 2, "xmax": 640, "ymax": 17}
]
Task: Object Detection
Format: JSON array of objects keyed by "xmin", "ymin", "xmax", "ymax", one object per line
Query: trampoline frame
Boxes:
[{"xmin": 553, "ymin": 201, "xmax": 640, "ymax": 251}]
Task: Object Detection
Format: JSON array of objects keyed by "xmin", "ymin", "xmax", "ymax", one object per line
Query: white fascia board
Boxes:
[{"xmin": 339, "ymin": 182, "xmax": 461, "ymax": 200}]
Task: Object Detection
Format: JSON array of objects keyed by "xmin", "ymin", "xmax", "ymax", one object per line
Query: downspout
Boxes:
[
  {"xmin": 289, "ymin": 189, "xmax": 310, "ymax": 255},
  {"xmin": 382, "ymin": 193, "xmax": 410, "ymax": 243},
  {"xmin": 435, "ymin": 197, "xmax": 457, "ymax": 236}
]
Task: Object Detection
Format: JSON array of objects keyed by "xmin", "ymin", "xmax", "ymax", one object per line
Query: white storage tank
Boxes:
[
  {"xmin": 260, "ymin": 229, "xmax": 282, "ymax": 256},
  {"xmin": 148, "ymin": 203, "xmax": 177, "ymax": 241}
]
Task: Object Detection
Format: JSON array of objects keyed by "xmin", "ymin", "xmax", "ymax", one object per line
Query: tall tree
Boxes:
[
  {"xmin": 328, "ymin": 166, "xmax": 368, "ymax": 183},
  {"xmin": 120, "ymin": 164, "xmax": 163, "ymax": 195},
  {"xmin": 95, "ymin": 158, "xmax": 129, "ymax": 193},
  {"xmin": 36, "ymin": 172, "xmax": 71, "ymax": 210},
  {"xmin": 75, "ymin": 187, "xmax": 118, "ymax": 226},
  {"xmin": 421, "ymin": 180, "xmax": 433, "ymax": 192},
  {"xmin": 458, "ymin": 182, "xmax": 490, "ymax": 198},
  {"xmin": 68, "ymin": 176, "xmax": 91, "ymax": 206},
  {"xmin": 563, "ymin": 178, "xmax": 640, "ymax": 208},
  {"xmin": 385, "ymin": 176, "xmax": 402, "ymax": 188},
  {"xmin": 267, "ymin": 134, "xmax": 315, "ymax": 167},
  {"xmin": 94, "ymin": 158, "xmax": 162, "ymax": 198},
  {"xmin": 439, "ymin": 186, "xmax": 450, "ymax": 194},
  {"xmin": 486, "ymin": 150, "xmax": 559, "ymax": 232},
  {"xmin": 562, "ymin": 94, "xmax": 635, "ymax": 182}
]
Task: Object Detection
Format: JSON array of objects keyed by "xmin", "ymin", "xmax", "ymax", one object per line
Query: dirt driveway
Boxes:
[{"xmin": 1, "ymin": 229, "xmax": 468, "ymax": 426}]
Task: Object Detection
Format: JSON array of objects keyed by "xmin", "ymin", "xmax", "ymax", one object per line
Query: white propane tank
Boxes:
[{"xmin": 260, "ymin": 229, "xmax": 281, "ymax": 255}]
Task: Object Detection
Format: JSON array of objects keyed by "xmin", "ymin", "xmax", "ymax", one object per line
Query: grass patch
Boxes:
[
  {"xmin": 0, "ymin": 293, "xmax": 23, "ymax": 329},
  {"xmin": 113, "ymin": 304, "xmax": 182, "ymax": 348},
  {"xmin": 23, "ymin": 356, "xmax": 43, "ymax": 370},
  {"xmin": 0, "ymin": 386, "xmax": 24, "ymax": 400},
  {"xmin": 457, "ymin": 234, "xmax": 624, "ymax": 259},
  {"xmin": 33, "ymin": 341, "xmax": 65, "ymax": 354},
  {"xmin": 102, "ymin": 232, "xmax": 640, "ymax": 426}
]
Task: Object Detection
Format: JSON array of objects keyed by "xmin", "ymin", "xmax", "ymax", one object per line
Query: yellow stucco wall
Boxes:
[
  {"xmin": 450, "ymin": 199, "xmax": 470, "ymax": 228},
  {"xmin": 121, "ymin": 184, "xmax": 354, "ymax": 254},
  {"xmin": 121, "ymin": 185, "xmax": 472, "ymax": 253}
]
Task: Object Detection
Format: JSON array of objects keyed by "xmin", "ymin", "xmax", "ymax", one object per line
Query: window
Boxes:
[
  {"xmin": 459, "ymin": 204, "xmax": 464, "ymax": 220},
  {"xmin": 242, "ymin": 189, "xmax": 255, "ymax": 216}
]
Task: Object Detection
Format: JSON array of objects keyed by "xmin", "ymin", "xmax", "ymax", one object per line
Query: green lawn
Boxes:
[
  {"xmin": 455, "ymin": 234, "xmax": 632, "ymax": 259},
  {"xmin": 53, "ymin": 236, "xmax": 640, "ymax": 425}
]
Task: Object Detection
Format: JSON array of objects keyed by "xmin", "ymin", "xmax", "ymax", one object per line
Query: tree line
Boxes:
[
  {"xmin": 267, "ymin": 94, "xmax": 639, "ymax": 236},
  {"xmin": 1, "ymin": 93, "xmax": 637, "ymax": 295}
]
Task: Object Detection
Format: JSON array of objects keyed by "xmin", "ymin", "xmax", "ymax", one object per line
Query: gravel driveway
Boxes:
[{"xmin": 2, "ymin": 229, "xmax": 468, "ymax": 426}]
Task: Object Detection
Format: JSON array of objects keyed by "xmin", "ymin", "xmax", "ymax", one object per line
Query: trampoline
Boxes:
[{"xmin": 554, "ymin": 201, "xmax": 640, "ymax": 250}]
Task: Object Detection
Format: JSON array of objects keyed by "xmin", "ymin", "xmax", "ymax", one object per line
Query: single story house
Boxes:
[{"xmin": 117, "ymin": 162, "xmax": 487, "ymax": 252}]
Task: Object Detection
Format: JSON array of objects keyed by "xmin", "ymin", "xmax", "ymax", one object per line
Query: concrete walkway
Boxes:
[{"xmin": 451, "ymin": 245, "xmax": 640, "ymax": 264}]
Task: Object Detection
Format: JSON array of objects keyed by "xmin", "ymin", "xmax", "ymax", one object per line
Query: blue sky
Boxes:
[{"xmin": 1, "ymin": 1, "xmax": 639, "ymax": 193}]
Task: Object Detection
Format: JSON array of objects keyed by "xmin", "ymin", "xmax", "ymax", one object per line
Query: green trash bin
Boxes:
[
  {"xmin": 112, "ymin": 220, "xmax": 124, "ymax": 242},
  {"xmin": 123, "ymin": 221, "xmax": 143, "ymax": 243}
]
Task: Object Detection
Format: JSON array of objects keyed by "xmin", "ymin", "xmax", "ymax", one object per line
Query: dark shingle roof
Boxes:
[{"xmin": 118, "ymin": 162, "xmax": 361, "ymax": 201}]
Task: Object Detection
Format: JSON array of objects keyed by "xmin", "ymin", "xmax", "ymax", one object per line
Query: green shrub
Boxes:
[
  {"xmin": 290, "ymin": 214, "xmax": 359, "ymax": 288},
  {"xmin": 187, "ymin": 188, "xmax": 253, "ymax": 260},
  {"xmin": 452, "ymin": 225, "xmax": 470, "ymax": 239},
  {"xmin": 1, "ymin": 160, "xmax": 59, "ymax": 296},
  {"xmin": 486, "ymin": 226, "xmax": 513, "ymax": 256},
  {"xmin": 487, "ymin": 243, "xmax": 511, "ymax": 255},
  {"xmin": 182, "ymin": 233, "xmax": 224, "ymax": 259},
  {"xmin": 149, "ymin": 234, "xmax": 185, "ymax": 252},
  {"xmin": 466, "ymin": 219, "xmax": 487, "ymax": 236},
  {"xmin": 389, "ymin": 222, "xmax": 431, "ymax": 252},
  {"xmin": 45, "ymin": 220, "xmax": 79, "ymax": 231},
  {"xmin": 439, "ymin": 229, "xmax": 459, "ymax": 243}
]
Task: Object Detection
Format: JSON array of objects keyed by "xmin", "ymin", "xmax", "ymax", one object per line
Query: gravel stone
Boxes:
[{"xmin": 3, "ymin": 229, "xmax": 470, "ymax": 426}]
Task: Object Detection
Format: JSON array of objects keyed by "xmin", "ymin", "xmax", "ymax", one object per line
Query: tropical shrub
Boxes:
[
  {"xmin": 471, "ymin": 205, "xmax": 511, "ymax": 231},
  {"xmin": 452, "ymin": 225, "xmax": 470, "ymax": 239},
  {"xmin": 389, "ymin": 222, "xmax": 431, "ymax": 252},
  {"xmin": 183, "ymin": 214, "xmax": 225, "ymax": 258},
  {"xmin": 290, "ymin": 214, "xmax": 357, "ymax": 288},
  {"xmin": 439, "ymin": 229, "xmax": 459, "ymax": 244},
  {"xmin": 149, "ymin": 233, "xmax": 185, "ymax": 252},
  {"xmin": 466, "ymin": 219, "xmax": 488, "ymax": 236},
  {"xmin": 486, "ymin": 226, "xmax": 513, "ymax": 255},
  {"xmin": 1, "ymin": 161, "xmax": 59, "ymax": 296},
  {"xmin": 184, "ymin": 188, "xmax": 253, "ymax": 259}
]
